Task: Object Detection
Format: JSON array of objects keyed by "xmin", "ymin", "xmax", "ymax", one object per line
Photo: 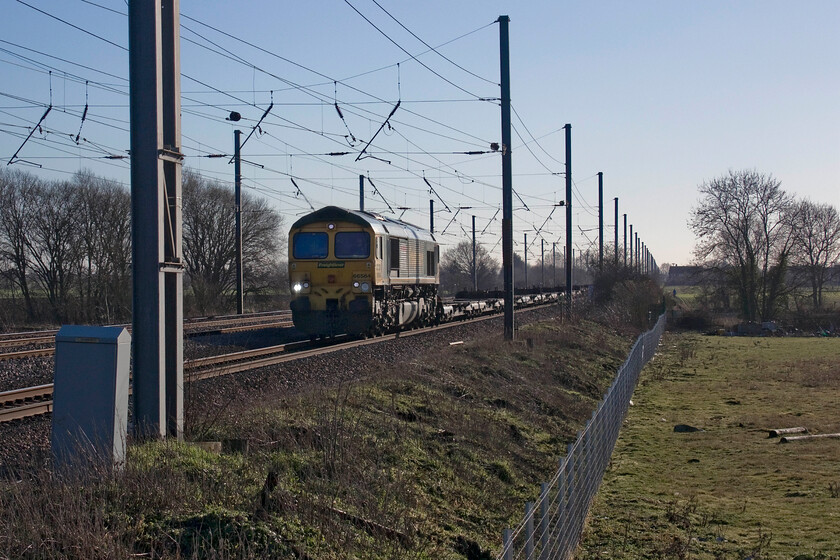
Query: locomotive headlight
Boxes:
[
  {"xmin": 302, "ymin": 281, "xmax": 310, "ymax": 289},
  {"xmin": 353, "ymin": 281, "xmax": 360, "ymax": 288},
  {"xmin": 293, "ymin": 283, "xmax": 303, "ymax": 292},
  {"xmin": 360, "ymin": 282, "xmax": 370, "ymax": 292}
]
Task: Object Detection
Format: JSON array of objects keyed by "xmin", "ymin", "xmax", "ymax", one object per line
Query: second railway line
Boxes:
[
  {"xmin": 0, "ymin": 310, "xmax": 294, "ymax": 362},
  {"xmin": 0, "ymin": 297, "xmax": 565, "ymax": 424}
]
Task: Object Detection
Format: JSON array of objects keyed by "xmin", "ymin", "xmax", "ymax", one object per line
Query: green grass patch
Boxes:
[
  {"xmin": 577, "ymin": 333, "xmax": 840, "ymax": 559},
  {"xmin": 667, "ymin": 285, "xmax": 703, "ymax": 309}
]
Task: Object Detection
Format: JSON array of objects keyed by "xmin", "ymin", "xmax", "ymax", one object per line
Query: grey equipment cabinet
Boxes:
[{"xmin": 51, "ymin": 325, "xmax": 131, "ymax": 470}]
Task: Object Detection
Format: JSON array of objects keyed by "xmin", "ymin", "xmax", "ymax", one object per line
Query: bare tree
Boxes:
[
  {"xmin": 241, "ymin": 192, "xmax": 284, "ymax": 294},
  {"xmin": 71, "ymin": 171, "xmax": 131, "ymax": 322},
  {"xmin": 26, "ymin": 180, "xmax": 80, "ymax": 321},
  {"xmin": 790, "ymin": 199, "xmax": 840, "ymax": 309},
  {"xmin": 689, "ymin": 170, "xmax": 794, "ymax": 322},
  {"xmin": 440, "ymin": 240, "xmax": 499, "ymax": 294},
  {"xmin": 98, "ymin": 182, "xmax": 132, "ymax": 321},
  {"xmin": 182, "ymin": 170, "xmax": 283, "ymax": 314},
  {"xmin": 0, "ymin": 169, "xmax": 39, "ymax": 318}
]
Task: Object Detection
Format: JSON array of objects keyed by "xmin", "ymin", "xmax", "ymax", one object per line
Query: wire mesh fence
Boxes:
[{"xmin": 496, "ymin": 313, "xmax": 667, "ymax": 560}]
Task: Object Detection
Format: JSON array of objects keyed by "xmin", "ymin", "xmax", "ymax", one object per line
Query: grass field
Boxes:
[
  {"xmin": 667, "ymin": 285, "xmax": 703, "ymax": 308},
  {"xmin": 577, "ymin": 332, "xmax": 840, "ymax": 559},
  {"xmin": 665, "ymin": 285, "xmax": 840, "ymax": 314}
]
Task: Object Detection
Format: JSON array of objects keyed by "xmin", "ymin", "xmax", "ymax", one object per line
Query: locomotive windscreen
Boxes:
[
  {"xmin": 334, "ymin": 232, "xmax": 370, "ymax": 259},
  {"xmin": 293, "ymin": 232, "xmax": 328, "ymax": 259}
]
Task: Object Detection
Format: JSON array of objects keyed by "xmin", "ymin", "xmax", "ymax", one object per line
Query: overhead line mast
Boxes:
[
  {"xmin": 129, "ymin": 0, "xmax": 184, "ymax": 439},
  {"xmin": 498, "ymin": 15, "xmax": 514, "ymax": 341}
]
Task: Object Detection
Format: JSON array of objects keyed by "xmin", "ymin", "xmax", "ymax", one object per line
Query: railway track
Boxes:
[
  {"xmin": 0, "ymin": 384, "xmax": 54, "ymax": 422},
  {"xmin": 0, "ymin": 300, "xmax": 560, "ymax": 424},
  {"xmin": 0, "ymin": 311, "xmax": 294, "ymax": 361}
]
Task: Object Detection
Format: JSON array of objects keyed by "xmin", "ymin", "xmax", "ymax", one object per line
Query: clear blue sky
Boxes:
[{"xmin": 2, "ymin": 0, "xmax": 838, "ymax": 267}]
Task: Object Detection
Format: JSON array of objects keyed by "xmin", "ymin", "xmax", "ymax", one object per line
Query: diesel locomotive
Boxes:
[{"xmin": 288, "ymin": 206, "xmax": 441, "ymax": 337}]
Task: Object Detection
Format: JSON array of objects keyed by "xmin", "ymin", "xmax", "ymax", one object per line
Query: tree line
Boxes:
[
  {"xmin": 0, "ymin": 168, "xmax": 284, "ymax": 327},
  {"xmin": 690, "ymin": 169, "xmax": 840, "ymax": 322}
]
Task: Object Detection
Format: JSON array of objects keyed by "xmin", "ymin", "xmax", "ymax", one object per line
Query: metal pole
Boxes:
[
  {"xmin": 639, "ymin": 239, "xmax": 645, "ymax": 274},
  {"xmin": 472, "ymin": 215, "xmax": 477, "ymax": 291},
  {"xmin": 614, "ymin": 197, "xmax": 619, "ymax": 267},
  {"xmin": 359, "ymin": 174, "xmax": 364, "ymax": 212},
  {"xmin": 598, "ymin": 171, "xmax": 603, "ymax": 270},
  {"xmin": 525, "ymin": 501, "xmax": 534, "ymax": 559},
  {"xmin": 234, "ymin": 129, "xmax": 243, "ymax": 315},
  {"xmin": 503, "ymin": 529, "xmax": 513, "ymax": 560},
  {"xmin": 524, "ymin": 233, "xmax": 528, "ymax": 289},
  {"xmin": 623, "ymin": 213, "xmax": 627, "ymax": 267},
  {"xmin": 636, "ymin": 233, "xmax": 640, "ymax": 274},
  {"xmin": 564, "ymin": 124, "xmax": 572, "ymax": 315},
  {"xmin": 541, "ymin": 238, "xmax": 545, "ymax": 291},
  {"xmin": 429, "ymin": 199, "xmax": 434, "ymax": 233},
  {"xmin": 129, "ymin": 0, "xmax": 184, "ymax": 439},
  {"xmin": 499, "ymin": 15, "xmax": 514, "ymax": 340},
  {"xmin": 562, "ymin": 246, "xmax": 565, "ymax": 287},
  {"xmin": 160, "ymin": 0, "xmax": 183, "ymax": 439},
  {"xmin": 539, "ymin": 482, "xmax": 549, "ymax": 560},
  {"xmin": 552, "ymin": 242, "xmax": 556, "ymax": 288},
  {"xmin": 629, "ymin": 224, "xmax": 634, "ymax": 270}
]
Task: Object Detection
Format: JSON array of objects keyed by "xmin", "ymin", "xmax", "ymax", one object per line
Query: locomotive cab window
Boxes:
[
  {"xmin": 334, "ymin": 232, "xmax": 370, "ymax": 259},
  {"xmin": 390, "ymin": 239, "xmax": 401, "ymax": 271},
  {"xmin": 426, "ymin": 250, "xmax": 436, "ymax": 276},
  {"xmin": 293, "ymin": 232, "xmax": 328, "ymax": 259}
]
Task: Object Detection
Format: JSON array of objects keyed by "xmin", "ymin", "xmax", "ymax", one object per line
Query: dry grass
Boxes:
[{"xmin": 1, "ymin": 311, "xmax": 640, "ymax": 559}]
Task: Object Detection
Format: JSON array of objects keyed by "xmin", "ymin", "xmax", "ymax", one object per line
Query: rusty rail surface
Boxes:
[{"xmin": 0, "ymin": 384, "xmax": 55, "ymax": 423}]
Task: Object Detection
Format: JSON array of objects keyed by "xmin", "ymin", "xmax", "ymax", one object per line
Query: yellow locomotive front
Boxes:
[{"xmin": 288, "ymin": 207, "xmax": 376, "ymax": 337}]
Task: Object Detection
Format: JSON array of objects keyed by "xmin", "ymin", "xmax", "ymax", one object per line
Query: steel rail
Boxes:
[
  {"xmin": 0, "ymin": 329, "xmax": 59, "ymax": 342},
  {"xmin": 0, "ymin": 314, "xmax": 295, "ymax": 361},
  {"xmin": 190, "ymin": 319, "xmax": 294, "ymax": 335},
  {"xmin": 184, "ymin": 339, "xmax": 312, "ymax": 369},
  {"xmin": 0, "ymin": 302, "xmax": 559, "ymax": 422},
  {"xmin": 0, "ymin": 400, "xmax": 53, "ymax": 422},
  {"xmin": 185, "ymin": 304, "xmax": 522, "ymax": 382},
  {"xmin": 0, "ymin": 384, "xmax": 55, "ymax": 423},
  {"xmin": 0, "ymin": 310, "xmax": 291, "ymax": 344},
  {"xmin": 0, "ymin": 335, "xmax": 56, "ymax": 349}
]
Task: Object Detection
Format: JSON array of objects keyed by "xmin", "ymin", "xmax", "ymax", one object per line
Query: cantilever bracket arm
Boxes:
[
  {"xmin": 8, "ymin": 105, "xmax": 52, "ymax": 166},
  {"xmin": 355, "ymin": 100, "xmax": 400, "ymax": 162}
]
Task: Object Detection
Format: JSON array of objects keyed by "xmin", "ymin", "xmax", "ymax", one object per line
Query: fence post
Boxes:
[
  {"xmin": 497, "ymin": 314, "xmax": 666, "ymax": 560},
  {"xmin": 556, "ymin": 452, "xmax": 567, "ymax": 550},
  {"xmin": 539, "ymin": 482, "xmax": 549, "ymax": 560},
  {"xmin": 525, "ymin": 501, "xmax": 535, "ymax": 559}
]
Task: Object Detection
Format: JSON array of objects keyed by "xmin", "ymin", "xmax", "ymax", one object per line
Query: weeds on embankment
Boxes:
[{"xmin": 1, "ymin": 312, "xmax": 640, "ymax": 560}]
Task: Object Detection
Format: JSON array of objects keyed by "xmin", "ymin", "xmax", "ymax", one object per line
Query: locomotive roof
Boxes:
[{"xmin": 291, "ymin": 206, "xmax": 437, "ymax": 243}]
